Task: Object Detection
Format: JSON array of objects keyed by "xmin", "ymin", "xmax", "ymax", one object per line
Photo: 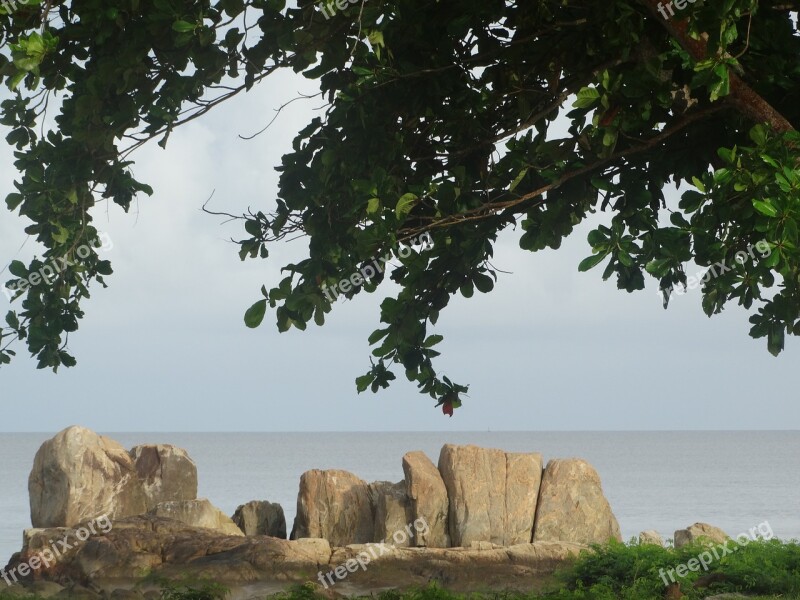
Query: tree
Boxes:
[{"xmin": 1, "ymin": 0, "xmax": 798, "ymax": 414}]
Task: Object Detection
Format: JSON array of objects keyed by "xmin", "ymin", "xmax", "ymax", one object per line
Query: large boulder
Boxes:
[
  {"xmin": 29, "ymin": 426, "xmax": 148, "ymax": 528},
  {"xmin": 369, "ymin": 481, "xmax": 412, "ymax": 547},
  {"xmin": 290, "ymin": 470, "xmax": 374, "ymax": 546},
  {"xmin": 129, "ymin": 445, "xmax": 198, "ymax": 506},
  {"xmin": 231, "ymin": 501, "xmax": 287, "ymax": 538},
  {"xmin": 532, "ymin": 458, "xmax": 621, "ymax": 545},
  {"xmin": 438, "ymin": 444, "xmax": 542, "ymax": 547},
  {"xmin": 402, "ymin": 451, "xmax": 450, "ymax": 548},
  {"xmin": 148, "ymin": 499, "xmax": 244, "ymax": 537},
  {"xmin": 674, "ymin": 523, "xmax": 729, "ymax": 548}
]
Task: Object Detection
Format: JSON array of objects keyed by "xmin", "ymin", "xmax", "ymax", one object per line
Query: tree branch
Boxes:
[{"xmin": 638, "ymin": 0, "xmax": 795, "ymax": 133}]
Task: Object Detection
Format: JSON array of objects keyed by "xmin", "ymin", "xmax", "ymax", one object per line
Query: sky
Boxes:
[{"xmin": 1, "ymin": 64, "xmax": 798, "ymax": 433}]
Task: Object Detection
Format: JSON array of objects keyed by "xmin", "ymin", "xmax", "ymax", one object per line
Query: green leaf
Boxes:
[
  {"xmin": 366, "ymin": 197, "xmax": 381, "ymax": 214},
  {"xmin": 423, "ymin": 334, "xmax": 443, "ymax": 348},
  {"xmin": 752, "ymin": 200, "xmax": 778, "ymax": 217},
  {"xmin": 244, "ymin": 299, "xmax": 268, "ymax": 328},
  {"xmin": 395, "ymin": 193, "xmax": 418, "ymax": 219},
  {"xmin": 573, "ymin": 87, "xmax": 600, "ymax": 109},
  {"xmin": 172, "ymin": 20, "xmax": 197, "ymax": 33},
  {"xmin": 767, "ymin": 326, "xmax": 784, "ymax": 357},
  {"xmin": 8, "ymin": 260, "xmax": 26, "ymax": 278},
  {"xmin": 508, "ymin": 168, "xmax": 528, "ymax": 192},
  {"xmin": 5, "ymin": 193, "xmax": 23, "ymax": 211},
  {"xmin": 578, "ymin": 252, "xmax": 607, "ymax": 272},
  {"xmin": 355, "ymin": 373, "xmax": 374, "ymax": 393}
]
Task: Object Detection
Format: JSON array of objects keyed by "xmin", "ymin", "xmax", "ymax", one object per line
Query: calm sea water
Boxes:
[{"xmin": 2, "ymin": 431, "xmax": 798, "ymax": 564}]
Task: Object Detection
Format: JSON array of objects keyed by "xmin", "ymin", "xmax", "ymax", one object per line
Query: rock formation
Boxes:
[
  {"xmin": 369, "ymin": 481, "xmax": 412, "ymax": 546},
  {"xmin": 290, "ymin": 470, "xmax": 374, "ymax": 545},
  {"xmin": 28, "ymin": 426, "xmax": 148, "ymax": 528},
  {"xmin": 438, "ymin": 445, "xmax": 542, "ymax": 547},
  {"xmin": 402, "ymin": 451, "xmax": 450, "ymax": 547},
  {"xmin": 147, "ymin": 499, "xmax": 243, "ymax": 537},
  {"xmin": 674, "ymin": 522, "xmax": 729, "ymax": 548},
  {"xmin": 129, "ymin": 444, "xmax": 198, "ymax": 506},
  {"xmin": 232, "ymin": 500, "xmax": 287, "ymax": 538},
  {"xmin": 532, "ymin": 458, "xmax": 622, "ymax": 545},
  {"xmin": 9, "ymin": 515, "xmax": 584, "ymax": 593}
]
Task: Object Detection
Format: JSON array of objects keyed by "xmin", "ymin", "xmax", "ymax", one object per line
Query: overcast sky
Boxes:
[{"xmin": 1, "ymin": 65, "xmax": 798, "ymax": 433}]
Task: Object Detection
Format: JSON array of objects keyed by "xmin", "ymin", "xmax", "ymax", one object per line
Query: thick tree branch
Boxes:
[{"xmin": 639, "ymin": 0, "xmax": 795, "ymax": 133}]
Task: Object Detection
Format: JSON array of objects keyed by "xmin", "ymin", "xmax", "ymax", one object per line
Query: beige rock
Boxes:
[
  {"xmin": 148, "ymin": 499, "xmax": 244, "ymax": 537},
  {"xmin": 11, "ymin": 515, "xmax": 581, "ymax": 593},
  {"xmin": 402, "ymin": 451, "xmax": 450, "ymax": 547},
  {"xmin": 291, "ymin": 470, "xmax": 374, "ymax": 546},
  {"xmin": 369, "ymin": 481, "xmax": 412, "ymax": 546},
  {"xmin": 232, "ymin": 500, "xmax": 287, "ymax": 538},
  {"xmin": 639, "ymin": 530, "xmax": 664, "ymax": 546},
  {"xmin": 129, "ymin": 445, "xmax": 198, "ymax": 507},
  {"xmin": 438, "ymin": 444, "xmax": 542, "ymax": 546},
  {"xmin": 532, "ymin": 458, "xmax": 621, "ymax": 545},
  {"xmin": 28, "ymin": 426, "xmax": 147, "ymax": 528},
  {"xmin": 674, "ymin": 523, "xmax": 729, "ymax": 548}
]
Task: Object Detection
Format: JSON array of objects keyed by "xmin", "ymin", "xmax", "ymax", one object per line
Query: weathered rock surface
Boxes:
[
  {"xmin": 8, "ymin": 515, "xmax": 583, "ymax": 594},
  {"xmin": 29, "ymin": 426, "xmax": 148, "ymax": 528},
  {"xmin": 674, "ymin": 522, "xmax": 729, "ymax": 548},
  {"xmin": 291, "ymin": 470, "xmax": 374, "ymax": 546},
  {"xmin": 129, "ymin": 445, "xmax": 197, "ymax": 507},
  {"xmin": 638, "ymin": 530, "xmax": 664, "ymax": 546},
  {"xmin": 438, "ymin": 445, "xmax": 542, "ymax": 547},
  {"xmin": 369, "ymin": 481, "xmax": 412, "ymax": 546},
  {"xmin": 232, "ymin": 500, "xmax": 287, "ymax": 538},
  {"xmin": 402, "ymin": 451, "xmax": 450, "ymax": 548},
  {"xmin": 532, "ymin": 458, "xmax": 621, "ymax": 545},
  {"xmin": 148, "ymin": 499, "xmax": 244, "ymax": 537}
]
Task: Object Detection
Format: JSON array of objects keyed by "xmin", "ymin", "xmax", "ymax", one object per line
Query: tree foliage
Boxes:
[{"xmin": 1, "ymin": 0, "xmax": 799, "ymax": 413}]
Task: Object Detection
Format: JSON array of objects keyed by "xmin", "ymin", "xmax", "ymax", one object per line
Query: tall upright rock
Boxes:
[
  {"xmin": 290, "ymin": 469, "xmax": 374, "ymax": 546},
  {"xmin": 29, "ymin": 426, "xmax": 148, "ymax": 527},
  {"xmin": 369, "ymin": 481, "xmax": 413, "ymax": 546},
  {"xmin": 532, "ymin": 458, "xmax": 621, "ymax": 545},
  {"xmin": 402, "ymin": 451, "xmax": 450, "ymax": 547},
  {"xmin": 130, "ymin": 444, "xmax": 198, "ymax": 506},
  {"xmin": 438, "ymin": 444, "xmax": 542, "ymax": 547}
]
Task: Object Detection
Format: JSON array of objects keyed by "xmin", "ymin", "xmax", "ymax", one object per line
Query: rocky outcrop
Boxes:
[
  {"xmin": 369, "ymin": 481, "xmax": 412, "ymax": 546},
  {"xmin": 674, "ymin": 523, "xmax": 729, "ymax": 548},
  {"xmin": 28, "ymin": 428, "xmax": 199, "ymax": 529},
  {"xmin": 402, "ymin": 451, "xmax": 450, "ymax": 548},
  {"xmin": 438, "ymin": 445, "xmax": 542, "ymax": 547},
  {"xmin": 639, "ymin": 530, "xmax": 664, "ymax": 546},
  {"xmin": 129, "ymin": 445, "xmax": 197, "ymax": 506},
  {"xmin": 8, "ymin": 515, "xmax": 583, "ymax": 593},
  {"xmin": 232, "ymin": 501, "xmax": 287, "ymax": 538},
  {"xmin": 147, "ymin": 499, "xmax": 243, "ymax": 537},
  {"xmin": 291, "ymin": 470, "xmax": 374, "ymax": 546},
  {"xmin": 532, "ymin": 458, "xmax": 621, "ymax": 545},
  {"xmin": 28, "ymin": 426, "xmax": 148, "ymax": 528}
]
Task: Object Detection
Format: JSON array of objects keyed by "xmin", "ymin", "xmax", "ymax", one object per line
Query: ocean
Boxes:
[{"xmin": 2, "ymin": 431, "xmax": 798, "ymax": 564}]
